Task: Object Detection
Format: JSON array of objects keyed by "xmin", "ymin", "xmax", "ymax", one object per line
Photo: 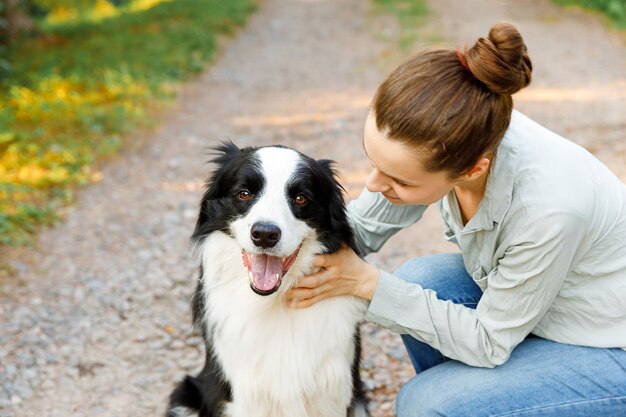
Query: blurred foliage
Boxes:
[
  {"xmin": 0, "ymin": 0, "xmax": 256, "ymax": 245},
  {"xmin": 34, "ymin": 0, "xmax": 103, "ymax": 12},
  {"xmin": 372, "ymin": 0, "xmax": 428, "ymax": 51},
  {"xmin": 553, "ymin": 0, "xmax": 626, "ymax": 28}
]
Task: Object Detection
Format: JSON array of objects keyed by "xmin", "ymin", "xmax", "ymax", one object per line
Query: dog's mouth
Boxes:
[{"xmin": 241, "ymin": 246, "xmax": 301, "ymax": 296}]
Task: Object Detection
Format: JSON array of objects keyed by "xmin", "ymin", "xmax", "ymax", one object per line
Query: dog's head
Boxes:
[{"xmin": 192, "ymin": 141, "xmax": 354, "ymax": 296}]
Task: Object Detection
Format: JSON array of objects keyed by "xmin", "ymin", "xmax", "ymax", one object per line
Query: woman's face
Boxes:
[{"xmin": 363, "ymin": 111, "xmax": 457, "ymax": 205}]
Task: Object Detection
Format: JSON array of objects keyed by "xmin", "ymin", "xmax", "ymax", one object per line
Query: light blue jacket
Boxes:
[{"xmin": 349, "ymin": 110, "xmax": 626, "ymax": 367}]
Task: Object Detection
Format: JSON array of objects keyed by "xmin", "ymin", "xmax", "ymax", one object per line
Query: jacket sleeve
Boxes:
[
  {"xmin": 365, "ymin": 209, "xmax": 586, "ymax": 367},
  {"xmin": 346, "ymin": 188, "xmax": 428, "ymax": 257}
]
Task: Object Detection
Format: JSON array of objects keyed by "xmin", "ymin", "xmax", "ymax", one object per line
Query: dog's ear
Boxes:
[
  {"xmin": 204, "ymin": 140, "xmax": 243, "ymax": 193},
  {"xmin": 316, "ymin": 159, "xmax": 346, "ymax": 190},
  {"xmin": 192, "ymin": 141, "xmax": 242, "ymax": 245},
  {"xmin": 315, "ymin": 159, "xmax": 355, "ymax": 253},
  {"xmin": 210, "ymin": 140, "xmax": 240, "ymax": 160},
  {"xmin": 316, "ymin": 158, "xmax": 346, "ymax": 197}
]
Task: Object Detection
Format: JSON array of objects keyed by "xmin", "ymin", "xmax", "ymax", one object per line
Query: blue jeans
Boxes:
[{"xmin": 393, "ymin": 253, "xmax": 626, "ymax": 417}]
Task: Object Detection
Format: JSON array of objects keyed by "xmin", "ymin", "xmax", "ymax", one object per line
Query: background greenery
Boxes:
[
  {"xmin": 372, "ymin": 0, "xmax": 428, "ymax": 51},
  {"xmin": 553, "ymin": 0, "xmax": 626, "ymax": 28},
  {"xmin": 0, "ymin": 0, "xmax": 256, "ymax": 245},
  {"xmin": 0, "ymin": 0, "xmax": 623, "ymax": 247}
]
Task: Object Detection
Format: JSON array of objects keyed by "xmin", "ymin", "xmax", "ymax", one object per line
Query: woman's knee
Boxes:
[
  {"xmin": 396, "ymin": 376, "xmax": 427, "ymax": 417},
  {"xmin": 396, "ymin": 374, "xmax": 453, "ymax": 417},
  {"xmin": 396, "ymin": 372, "xmax": 480, "ymax": 417}
]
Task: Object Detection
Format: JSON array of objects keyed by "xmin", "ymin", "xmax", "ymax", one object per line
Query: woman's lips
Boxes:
[{"xmin": 383, "ymin": 193, "xmax": 400, "ymax": 201}]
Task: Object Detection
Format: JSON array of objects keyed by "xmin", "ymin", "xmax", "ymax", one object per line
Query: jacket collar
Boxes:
[{"xmin": 445, "ymin": 116, "xmax": 519, "ymax": 234}]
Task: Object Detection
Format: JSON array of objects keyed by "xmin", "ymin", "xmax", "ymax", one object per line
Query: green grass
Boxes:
[
  {"xmin": 372, "ymin": 0, "xmax": 429, "ymax": 51},
  {"xmin": 0, "ymin": 0, "xmax": 256, "ymax": 246},
  {"xmin": 552, "ymin": 0, "xmax": 626, "ymax": 29}
]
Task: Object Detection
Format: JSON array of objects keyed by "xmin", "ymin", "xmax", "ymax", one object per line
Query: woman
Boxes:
[{"xmin": 287, "ymin": 22, "xmax": 626, "ymax": 416}]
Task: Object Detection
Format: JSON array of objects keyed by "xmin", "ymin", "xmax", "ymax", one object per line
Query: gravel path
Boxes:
[{"xmin": 1, "ymin": 0, "xmax": 625, "ymax": 416}]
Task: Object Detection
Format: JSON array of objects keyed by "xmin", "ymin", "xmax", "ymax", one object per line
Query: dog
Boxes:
[{"xmin": 166, "ymin": 142, "xmax": 369, "ymax": 417}]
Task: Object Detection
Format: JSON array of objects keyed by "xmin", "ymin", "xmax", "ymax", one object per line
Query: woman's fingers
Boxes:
[
  {"xmin": 288, "ymin": 276, "xmax": 336, "ymax": 300},
  {"xmin": 286, "ymin": 296, "xmax": 314, "ymax": 309},
  {"xmin": 286, "ymin": 283, "xmax": 337, "ymax": 309},
  {"xmin": 312, "ymin": 246, "xmax": 350, "ymax": 268},
  {"xmin": 287, "ymin": 286, "xmax": 318, "ymax": 300},
  {"xmin": 285, "ymin": 246, "xmax": 365, "ymax": 308},
  {"xmin": 295, "ymin": 269, "xmax": 328, "ymax": 289},
  {"xmin": 312, "ymin": 254, "xmax": 329, "ymax": 268}
]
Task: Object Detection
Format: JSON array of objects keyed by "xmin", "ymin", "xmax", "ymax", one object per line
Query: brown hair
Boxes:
[{"xmin": 372, "ymin": 22, "xmax": 532, "ymax": 177}]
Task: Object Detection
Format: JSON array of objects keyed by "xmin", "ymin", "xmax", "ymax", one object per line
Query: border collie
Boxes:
[{"xmin": 166, "ymin": 142, "xmax": 369, "ymax": 417}]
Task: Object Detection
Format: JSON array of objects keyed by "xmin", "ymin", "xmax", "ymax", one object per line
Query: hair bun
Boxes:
[{"xmin": 465, "ymin": 22, "xmax": 532, "ymax": 95}]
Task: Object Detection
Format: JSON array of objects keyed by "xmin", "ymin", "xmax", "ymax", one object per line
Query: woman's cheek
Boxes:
[{"xmin": 396, "ymin": 188, "xmax": 419, "ymax": 204}]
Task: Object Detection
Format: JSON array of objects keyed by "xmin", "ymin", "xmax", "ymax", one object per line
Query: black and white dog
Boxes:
[{"xmin": 166, "ymin": 142, "xmax": 369, "ymax": 417}]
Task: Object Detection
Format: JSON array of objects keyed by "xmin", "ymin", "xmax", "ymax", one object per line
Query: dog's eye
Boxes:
[
  {"xmin": 237, "ymin": 190, "xmax": 253, "ymax": 200},
  {"xmin": 293, "ymin": 194, "xmax": 308, "ymax": 206}
]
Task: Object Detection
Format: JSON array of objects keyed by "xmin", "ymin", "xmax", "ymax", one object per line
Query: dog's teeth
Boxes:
[{"xmin": 248, "ymin": 271, "xmax": 254, "ymax": 284}]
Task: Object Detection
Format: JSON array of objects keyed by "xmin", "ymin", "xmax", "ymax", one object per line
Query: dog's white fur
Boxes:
[
  {"xmin": 230, "ymin": 148, "xmax": 309, "ymax": 257},
  {"xmin": 196, "ymin": 147, "xmax": 367, "ymax": 417}
]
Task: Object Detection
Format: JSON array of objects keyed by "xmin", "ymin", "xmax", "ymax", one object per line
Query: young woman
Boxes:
[{"xmin": 287, "ymin": 22, "xmax": 626, "ymax": 416}]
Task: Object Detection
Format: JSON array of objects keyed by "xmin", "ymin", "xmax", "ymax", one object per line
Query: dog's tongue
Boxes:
[{"xmin": 249, "ymin": 254, "xmax": 283, "ymax": 291}]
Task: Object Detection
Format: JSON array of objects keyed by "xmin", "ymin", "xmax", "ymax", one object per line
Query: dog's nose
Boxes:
[{"xmin": 251, "ymin": 222, "xmax": 281, "ymax": 248}]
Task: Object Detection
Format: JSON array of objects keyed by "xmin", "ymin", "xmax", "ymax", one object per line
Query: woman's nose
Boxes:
[{"xmin": 366, "ymin": 168, "xmax": 391, "ymax": 193}]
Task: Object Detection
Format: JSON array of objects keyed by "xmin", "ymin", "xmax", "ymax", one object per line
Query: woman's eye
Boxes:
[
  {"xmin": 237, "ymin": 190, "xmax": 253, "ymax": 200},
  {"xmin": 293, "ymin": 194, "xmax": 308, "ymax": 205}
]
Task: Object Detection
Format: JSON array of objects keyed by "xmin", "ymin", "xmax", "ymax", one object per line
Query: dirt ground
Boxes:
[{"xmin": 1, "ymin": 0, "xmax": 624, "ymax": 416}]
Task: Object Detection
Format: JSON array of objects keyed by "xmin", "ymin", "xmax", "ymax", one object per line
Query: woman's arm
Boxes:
[
  {"xmin": 291, "ymin": 208, "xmax": 587, "ymax": 368},
  {"xmin": 367, "ymin": 209, "xmax": 587, "ymax": 367}
]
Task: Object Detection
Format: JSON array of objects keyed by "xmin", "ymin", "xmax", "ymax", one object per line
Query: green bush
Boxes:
[
  {"xmin": 0, "ymin": 0, "xmax": 256, "ymax": 246},
  {"xmin": 553, "ymin": 0, "xmax": 626, "ymax": 28}
]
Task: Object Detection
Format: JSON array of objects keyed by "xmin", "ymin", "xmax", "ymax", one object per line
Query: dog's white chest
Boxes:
[{"xmin": 200, "ymin": 233, "xmax": 366, "ymax": 417}]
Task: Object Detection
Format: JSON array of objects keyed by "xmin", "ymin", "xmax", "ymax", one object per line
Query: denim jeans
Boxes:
[{"xmin": 393, "ymin": 253, "xmax": 626, "ymax": 417}]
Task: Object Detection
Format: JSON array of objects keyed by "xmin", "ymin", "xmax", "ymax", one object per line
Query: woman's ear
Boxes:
[{"xmin": 462, "ymin": 156, "xmax": 492, "ymax": 181}]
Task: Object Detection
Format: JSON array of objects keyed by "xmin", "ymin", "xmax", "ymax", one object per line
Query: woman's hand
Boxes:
[{"xmin": 285, "ymin": 245, "xmax": 380, "ymax": 308}]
